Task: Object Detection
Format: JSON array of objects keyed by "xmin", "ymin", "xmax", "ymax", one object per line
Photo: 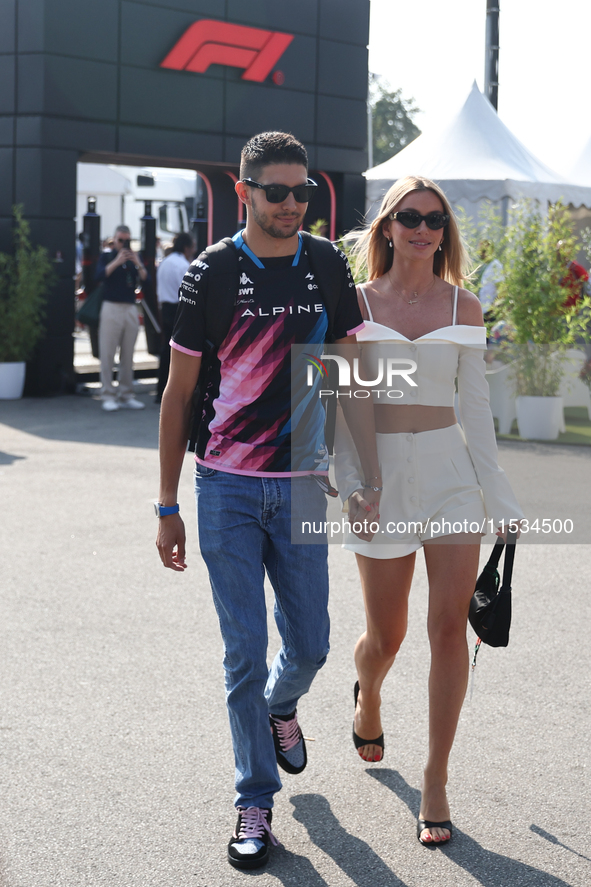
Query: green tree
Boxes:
[
  {"xmin": 0, "ymin": 206, "xmax": 54, "ymax": 363},
  {"xmin": 495, "ymin": 201, "xmax": 591, "ymax": 396},
  {"xmin": 369, "ymin": 77, "xmax": 421, "ymax": 167}
]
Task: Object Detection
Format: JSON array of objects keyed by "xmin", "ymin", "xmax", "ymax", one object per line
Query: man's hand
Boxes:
[
  {"xmin": 348, "ymin": 488, "xmax": 380, "ymax": 541},
  {"xmin": 156, "ymin": 513, "xmax": 187, "ymax": 571}
]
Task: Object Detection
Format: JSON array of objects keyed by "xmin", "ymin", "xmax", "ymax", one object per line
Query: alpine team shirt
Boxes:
[{"xmin": 170, "ymin": 233, "xmax": 363, "ymax": 477}]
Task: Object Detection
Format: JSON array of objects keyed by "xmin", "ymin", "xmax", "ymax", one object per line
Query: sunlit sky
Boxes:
[{"xmin": 368, "ymin": 0, "xmax": 591, "ymax": 178}]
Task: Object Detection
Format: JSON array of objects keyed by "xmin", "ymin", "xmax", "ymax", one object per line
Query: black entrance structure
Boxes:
[{"xmin": 1, "ymin": 0, "xmax": 370, "ymax": 395}]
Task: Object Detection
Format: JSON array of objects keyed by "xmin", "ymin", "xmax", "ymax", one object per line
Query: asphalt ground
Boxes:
[{"xmin": 0, "ymin": 385, "xmax": 590, "ymax": 887}]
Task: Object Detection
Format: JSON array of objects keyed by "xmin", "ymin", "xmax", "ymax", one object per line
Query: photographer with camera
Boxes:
[{"xmin": 95, "ymin": 225, "xmax": 148, "ymax": 411}]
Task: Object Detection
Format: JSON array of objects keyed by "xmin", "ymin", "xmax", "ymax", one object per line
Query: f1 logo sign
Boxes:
[{"xmin": 161, "ymin": 20, "xmax": 294, "ymax": 82}]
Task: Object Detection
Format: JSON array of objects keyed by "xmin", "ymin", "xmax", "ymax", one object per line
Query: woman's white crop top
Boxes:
[
  {"xmin": 357, "ymin": 284, "xmax": 486, "ymax": 406},
  {"xmin": 334, "ymin": 285, "xmax": 524, "ymax": 526}
]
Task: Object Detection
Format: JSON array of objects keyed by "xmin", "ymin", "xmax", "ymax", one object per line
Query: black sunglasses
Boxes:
[
  {"xmin": 389, "ymin": 210, "xmax": 449, "ymax": 230},
  {"xmin": 241, "ymin": 178, "xmax": 318, "ymax": 204}
]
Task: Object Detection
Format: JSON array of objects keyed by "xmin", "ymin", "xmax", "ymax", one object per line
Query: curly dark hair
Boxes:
[{"xmin": 240, "ymin": 131, "xmax": 308, "ymax": 180}]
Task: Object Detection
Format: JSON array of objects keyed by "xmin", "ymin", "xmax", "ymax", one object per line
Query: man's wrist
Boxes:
[{"xmin": 154, "ymin": 502, "xmax": 180, "ymax": 518}]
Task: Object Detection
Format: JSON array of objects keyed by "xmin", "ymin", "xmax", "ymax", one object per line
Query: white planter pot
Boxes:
[
  {"xmin": 0, "ymin": 362, "xmax": 26, "ymax": 399},
  {"xmin": 515, "ymin": 395, "xmax": 563, "ymax": 440}
]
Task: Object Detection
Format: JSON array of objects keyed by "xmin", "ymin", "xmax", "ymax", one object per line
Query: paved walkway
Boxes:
[{"xmin": 0, "ymin": 391, "xmax": 589, "ymax": 886}]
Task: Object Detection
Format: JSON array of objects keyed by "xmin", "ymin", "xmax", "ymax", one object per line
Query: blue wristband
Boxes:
[{"xmin": 154, "ymin": 503, "xmax": 180, "ymax": 517}]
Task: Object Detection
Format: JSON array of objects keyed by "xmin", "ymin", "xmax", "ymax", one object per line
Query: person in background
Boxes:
[
  {"xmin": 477, "ymin": 240, "xmax": 503, "ymax": 322},
  {"xmin": 95, "ymin": 225, "xmax": 148, "ymax": 412},
  {"xmin": 155, "ymin": 232, "xmax": 195, "ymax": 403}
]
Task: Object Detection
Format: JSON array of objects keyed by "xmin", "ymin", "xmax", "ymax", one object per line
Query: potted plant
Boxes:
[
  {"xmin": 0, "ymin": 206, "xmax": 54, "ymax": 399},
  {"xmin": 494, "ymin": 201, "xmax": 590, "ymax": 439}
]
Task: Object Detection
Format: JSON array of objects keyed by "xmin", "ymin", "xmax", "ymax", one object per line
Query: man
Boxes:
[
  {"xmin": 155, "ymin": 232, "xmax": 195, "ymax": 403},
  {"xmin": 156, "ymin": 132, "xmax": 379, "ymax": 869},
  {"xmin": 95, "ymin": 225, "xmax": 147, "ymax": 411}
]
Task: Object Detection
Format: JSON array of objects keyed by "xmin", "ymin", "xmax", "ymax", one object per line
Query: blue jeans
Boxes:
[{"xmin": 194, "ymin": 466, "xmax": 329, "ymax": 810}]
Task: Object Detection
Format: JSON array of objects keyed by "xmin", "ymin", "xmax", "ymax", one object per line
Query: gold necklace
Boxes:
[{"xmin": 388, "ymin": 274, "xmax": 436, "ymax": 305}]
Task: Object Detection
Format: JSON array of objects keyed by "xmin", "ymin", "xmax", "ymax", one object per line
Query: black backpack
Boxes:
[{"xmin": 188, "ymin": 231, "xmax": 348, "ymax": 457}]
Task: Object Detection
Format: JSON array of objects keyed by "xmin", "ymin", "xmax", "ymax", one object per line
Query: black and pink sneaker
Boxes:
[
  {"xmin": 227, "ymin": 806, "xmax": 278, "ymax": 870},
  {"xmin": 269, "ymin": 710, "xmax": 307, "ymax": 774}
]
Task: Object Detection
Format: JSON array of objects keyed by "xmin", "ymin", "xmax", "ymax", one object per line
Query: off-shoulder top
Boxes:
[{"xmin": 334, "ymin": 285, "xmax": 524, "ymax": 526}]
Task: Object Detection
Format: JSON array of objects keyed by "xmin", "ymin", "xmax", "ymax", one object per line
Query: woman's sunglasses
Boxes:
[
  {"xmin": 241, "ymin": 178, "xmax": 318, "ymax": 204},
  {"xmin": 389, "ymin": 210, "xmax": 449, "ymax": 230}
]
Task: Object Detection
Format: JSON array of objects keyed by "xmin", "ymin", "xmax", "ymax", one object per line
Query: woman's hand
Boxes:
[{"xmin": 348, "ymin": 488, "xmax": 381, "ymax": 541}]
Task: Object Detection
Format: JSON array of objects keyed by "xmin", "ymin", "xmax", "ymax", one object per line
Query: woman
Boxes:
[{"xmin": 334, "ymin": 176, "xmax": 523, "ymax": 846}]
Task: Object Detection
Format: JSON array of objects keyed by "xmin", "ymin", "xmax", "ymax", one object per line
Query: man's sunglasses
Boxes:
[
  {"xmin": 389, "ymin": 210, "xmax": 449, "ymax": 230},
  {"xmin": 241, "ymin": 178, "xmax": 318, "ymax": 204}
]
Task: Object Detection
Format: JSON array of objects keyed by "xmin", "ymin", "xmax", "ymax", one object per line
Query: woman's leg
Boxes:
[
  {"xmin": 353, "ymin": 551, "xmax": 416, "ymax": 761},
  {"xmin": 419, "ymin": 538, "xmax": 480, "ymax": 843}
]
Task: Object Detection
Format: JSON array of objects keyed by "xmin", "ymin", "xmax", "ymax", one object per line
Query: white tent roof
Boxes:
[{"xmin": 366, "ymin": 82, "xmax": 591, "ymax": 212}]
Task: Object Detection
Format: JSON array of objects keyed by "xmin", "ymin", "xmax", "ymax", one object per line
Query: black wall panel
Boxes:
[
  {"xmin": 0, "ymin": 147, "xmax": 14, "ymax": 214},
  {"xmin": 15, "ymin": 147, "xmax": 77, "ymax": 218},
  {"xmin": 121, "ymin": 1, "xmax": 198, "ymax": 69},
  {"xmin": 224, "ymin": 82, "xmax": 316, "ymax": 142},
  {"xmin": 317, "ymin": 95, "xmax": 366, "ymax": 149},
  {"xmin": 18, "ymin": 55, "xmax": 118, "ymax": 119},
  {"xmin": 318, "ymin": 40, "xmax": 368, "ymax": 100},
  {"xmin": 316, "ymin": 144, "xmax": 366, "ymax": 174},
  {"xmin": 135, "ymin": 0, "xmax": 220, "ymax": 15},
  {"xmin": 0, "ymin": 116, "xmax": 13, "ymax": 145},
  {"xmin": 117, "ymin": 125, "xmax": 222, "ymax": 162},
  {"xmin": 120, "ymin": 65, "xmax": 224, "ymax": 130},
  {"xmin": 16, "ymin": 116, "xmax": 117, "ymax": 152},
  {"xmin": 0, "ymin": 0, "xmax": 15, "ymax": 53},
  {"xmin": 18, "ymin": 0, "xmax": 118, "ymax": 60},
  {"xmin": 319, "ymin": 0, "xmax": 370, "ymax": 44},
  {"xmin": 0, "ymin": 55, "xmax": 15, "ymax": 113},
  {"xmin": 227, "ymin": 0, "xmax": 319, "ymax": 35}
]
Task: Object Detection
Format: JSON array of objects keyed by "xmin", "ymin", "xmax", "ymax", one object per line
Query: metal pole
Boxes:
[
  {"xmin": 140, "ymin": 201, "xmax": 161, "ymax": 355},
  {"xmin": 367, "ymin": 73, "xmax": 374, "ymax": 169},
  {"xmin": 484, "ymin": 0, "xmax": 500, "ymax": 110},
  {"xmin": 82, "ymin": 196, "xmax": 101, "ymax": 358}
]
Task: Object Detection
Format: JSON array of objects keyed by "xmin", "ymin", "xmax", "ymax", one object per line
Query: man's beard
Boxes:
[{"xmin": 250, "ymin": 202, "xmax": 303, "ymax": 239}]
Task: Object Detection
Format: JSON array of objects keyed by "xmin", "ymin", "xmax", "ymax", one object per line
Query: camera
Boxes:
[{"xmin": 122, "ymin": 238, "xmax": 131, "ymax": 250}]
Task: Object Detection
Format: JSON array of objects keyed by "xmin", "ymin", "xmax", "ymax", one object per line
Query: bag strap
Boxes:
[
  {"xmin": 500, "ymin": 530, "xmax": 517, "ymax": 590},
  {"xmin": 485, "ymin": 536, "xmax": 505, "ymax": 570}
]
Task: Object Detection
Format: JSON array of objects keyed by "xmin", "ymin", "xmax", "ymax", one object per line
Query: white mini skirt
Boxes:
[{"xmin": 343, "ymin": 423, "xmax": 487, "ymax": 559}]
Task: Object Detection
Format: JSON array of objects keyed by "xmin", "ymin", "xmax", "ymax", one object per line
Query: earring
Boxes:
[
  {"xmin": 388, "ymin": 240, "xmax": 392, "ymax": 248},
  {"xmin": 438, "ymin": 239, "xmax": 443, "ymax": 252}
]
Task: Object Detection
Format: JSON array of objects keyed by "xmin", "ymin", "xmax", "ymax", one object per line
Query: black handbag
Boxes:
[
  {"xmin": 76, "ymin": 283, "xmax": 104, "ymax": 327},
  {"xmin": 469, "ymin": 531, "xmax": 517, "ymax": 647}
]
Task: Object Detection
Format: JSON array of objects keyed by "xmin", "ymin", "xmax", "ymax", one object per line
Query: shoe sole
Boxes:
[{"xmin": 227, "ymin": 847, "xmax": 270, "ymax": 869}]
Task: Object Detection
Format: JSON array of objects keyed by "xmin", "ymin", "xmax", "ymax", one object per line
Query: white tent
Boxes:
[{"xmin": 365, "ymin": 82, "xmax": 591, "ymax": 222}]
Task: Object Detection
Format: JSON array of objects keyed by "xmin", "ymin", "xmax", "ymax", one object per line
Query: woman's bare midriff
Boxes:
[{"xmin": 374, "ymin": 404, "xmax": 457, "ymax": 434}]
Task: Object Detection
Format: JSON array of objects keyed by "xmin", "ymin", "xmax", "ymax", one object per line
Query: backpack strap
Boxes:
[
  {"xmin": 301, "ymin": 231, "xmax": 347, "ymax": 344},
  {"xmin": 202, "ymin": 237, "xmax": 239, "ymax": 347}
]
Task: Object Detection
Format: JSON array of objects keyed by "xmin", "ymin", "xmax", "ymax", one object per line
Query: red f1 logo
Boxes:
[{"xmin": 161, "ymin": 20, "xmax": 294, "ymax": 82}]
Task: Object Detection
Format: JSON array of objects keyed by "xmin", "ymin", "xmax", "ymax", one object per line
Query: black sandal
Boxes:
[
  {"xmin": 417, "ymin": 818, "xmax": 453, "ymax": 846},
  {"xmin": 352, "ymin": 681, "xmax": 385, "ymax": 758}
]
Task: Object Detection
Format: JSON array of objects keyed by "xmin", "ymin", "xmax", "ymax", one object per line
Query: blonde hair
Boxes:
[{"xmin": 354, "ymin": 175, "xmax": 470, "ymax": 286}]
